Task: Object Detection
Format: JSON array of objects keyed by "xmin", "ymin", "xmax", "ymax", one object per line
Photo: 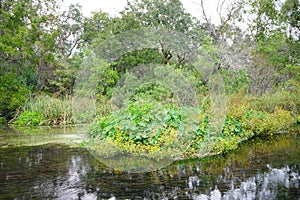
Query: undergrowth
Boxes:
[{"xmin": 88, "ymin": 88, "xmax": 297, "ymax": 158}]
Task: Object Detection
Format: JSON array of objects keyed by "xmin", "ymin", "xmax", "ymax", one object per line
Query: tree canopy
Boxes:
[{"xmin": 0, "ymin": 0, "xmax": 299, "ymax": 120}]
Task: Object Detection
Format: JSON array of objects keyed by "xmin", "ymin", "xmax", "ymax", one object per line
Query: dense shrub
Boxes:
[
  {"xmin": 89, "ymin": 101, "xmax": 184, "ymax": 154},
  {"xmin": 221, "ymin": 69, "xmax": 250, "ymax": 94},
  {"xmin": 88, "ymin": 89, "xmax": 297, "ymax": 158},
  {"xmin": 13, "ymin": 111, "xmax": 44, "ymax": 126},
  {"xmin": 0, "ymin": 73, "xmax": 29, "ymax": 120}
]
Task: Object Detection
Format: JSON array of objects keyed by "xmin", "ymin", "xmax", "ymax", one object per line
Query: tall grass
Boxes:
[
  {"xmin": 249, "ymin": 90, "xmax": 300, "ymax": 115},
  {"xmin": 14, "ymin": 94, "xmax": 98, "ymax": 126},
  {"xmin": 23, "ymin": 95, "xmax": 74, "ymax": 125}
]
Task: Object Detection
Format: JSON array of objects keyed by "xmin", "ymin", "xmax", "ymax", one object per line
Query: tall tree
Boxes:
[
  {"xmin": 0, "ymin": 0, "xmax": 60, "ymax": 118},
  {"xmin": 0, "ymin": 0, "xmax": 87, "ymax": 118},
  {"xmin": 121, "ymin": 0, "xmax": 205, "ymax": 65},
  {"xmin": 123, "ymin": 0, "xmax": 194, "ymax": 33}
]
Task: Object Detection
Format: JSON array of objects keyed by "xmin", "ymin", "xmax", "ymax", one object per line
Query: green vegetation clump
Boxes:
[
  {"xmin": 250, "ymin": 88, "xmax": 300, "ymax": 114},
  {"xmin": 89, "ymin": 101, "xmax": 184, "ymax": 156},
  {"xmin": 0, "ymin": 116, "xmax": 6, "ymax": 125},
  {"xmin": 88, "ymin": 85, "xmax": 297, "ymax": 158},
  {"xmin": 14, "ymin": 95, "xmax": 74, "ymax": 126},
  {"xmin": 0, "ymin": 72, "xmax": 29, "ymax": 120},
  {"xmin": 221, "ymin": 69, "xmax": 250, "ymax": 94},
  {"xmin": 13, "ymin": 111, "xmax": 44, "ymax": 126}
]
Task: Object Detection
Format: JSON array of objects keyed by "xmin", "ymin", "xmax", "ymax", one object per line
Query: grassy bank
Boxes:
[
  {"xmin": 10, "ymin": 78, "xmax": 300, "ymax": 160},
  {"xmin": 11, "ymin": 95, "xmax": 94, "ymax": 126}
]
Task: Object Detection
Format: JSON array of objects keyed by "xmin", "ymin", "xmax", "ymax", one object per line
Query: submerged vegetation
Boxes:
[{"xmin": 1, "ymin": 0, "xmax": 299, "ymax": 160}]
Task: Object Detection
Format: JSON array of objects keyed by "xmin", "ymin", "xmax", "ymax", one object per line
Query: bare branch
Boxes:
[{"xmin": 200, "ymin": 0, "xmax": 210, "ymax": 25}]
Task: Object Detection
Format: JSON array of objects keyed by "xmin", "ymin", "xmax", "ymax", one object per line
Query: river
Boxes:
[{"xmin": 0, "ymin": 126, "xmax": 299, "ymax": 199}]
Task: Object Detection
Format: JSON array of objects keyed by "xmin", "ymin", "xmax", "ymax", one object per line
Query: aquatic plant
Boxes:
[
  {"xmin": 14, "ymin": 95, "xmax": 73, "ymax": 125},
  {"xmin": 88, "ymin": 89, "xmax": 297, "ymax": 159},
  {"xmin": 88, "ymin": 101, "xmax": 188, "ymax": 157}
]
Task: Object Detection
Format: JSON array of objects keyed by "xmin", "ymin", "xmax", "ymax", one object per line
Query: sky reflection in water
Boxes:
[{"xmin": 0, "ymin": 127, "xmax": 299, "ymax": 199}]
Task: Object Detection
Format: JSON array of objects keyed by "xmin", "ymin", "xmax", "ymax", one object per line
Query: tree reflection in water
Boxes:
[
  {"xmin": 185, "ymin": 165, "xmax": 299, "ymax": 200},
  {"xmin": 0, "ymin": 128, "xmax": 299, "ymax": 199}
]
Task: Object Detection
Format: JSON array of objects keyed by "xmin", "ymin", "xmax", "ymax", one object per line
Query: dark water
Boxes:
[{"xmin": 0, "ymin": 126, "xmax": 299, "ymax": 200}]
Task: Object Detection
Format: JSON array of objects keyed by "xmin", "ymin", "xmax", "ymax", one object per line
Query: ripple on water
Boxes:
[{"xmin": 0, "ymin": 126, "xmax": 299, "ymax": 199}]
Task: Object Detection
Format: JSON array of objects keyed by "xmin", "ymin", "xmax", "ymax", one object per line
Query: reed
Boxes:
[
  {"xmin": 249, "ymin": 90, "xmax": 300, "ymax": 115},
  {"xmin": 21, "ymin": 95, "xmax": 73, "ymax": 125}
]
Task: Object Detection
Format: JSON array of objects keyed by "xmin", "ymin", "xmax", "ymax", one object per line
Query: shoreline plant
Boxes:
[{"xmin": 87, "ymin": 89, "xmax": 297, "ymax": 159}]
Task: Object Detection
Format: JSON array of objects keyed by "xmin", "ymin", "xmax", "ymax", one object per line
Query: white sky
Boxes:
[{"xmin": 62, "ymin": 0, "xmax": 222, "ymax": 24}]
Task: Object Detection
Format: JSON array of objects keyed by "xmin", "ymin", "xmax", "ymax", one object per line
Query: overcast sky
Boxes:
[{"xmin": 62, "ymin": 0, "xmax": 222, "ymax": 24}]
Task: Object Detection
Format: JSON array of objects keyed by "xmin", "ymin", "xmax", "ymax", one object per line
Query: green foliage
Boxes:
[
  {"xmin": 249, "ymin": 89, "xmax": 300, "ymax": 114},
  {"xmin": 130, "ymin": 83, "xmax": 173, "ymax": 103},
  {"xmin": 85, "ymin": 11, "xmax": 141, "ymax": 46},
  {"xmin": 48, "ymin": 58, "xmax": 78, "ymax": 95},
  {"xmin": 13, "ymin": 111, "xmax": 44, "ymax": 126},
  {"xmin": 124, "ymin": 0, "xmax": 195, "ymax": 33},
  {"xmin": 207, "ymin": 95, "xmax": 295, "ymax": 155},
  {"xmin": 82, "ymin": 11, "xmax": 111, "ymax": 44},
  {"xmin": 278, "ymin": 64, "xmax": 300, "ymax": 83},
  {"xmin": 249, "ymin": 0, "xmax": 281, "ymax": 40},
  {"xmin": 96, "ymin": 67, "xmax": 119, "ymax": 96},
  {"xmin": 113, "ymin": 49, "xmax": 162, "ymax": 73},
  {"xmin": 89, "ymin": 95, "xmax": 296, "ymax": 157},
  {"xmin": 0, "ymin": 0, "xmax": 87, "ymax": 121},
  {"xmin": 201, "ymin": 36, "xmax": 220, "ymax": 65},
  {"xmin": 14, "ymin": 95, "xmax": 74, "ymax": 125},
  {"xmin": 0, "ymin": 116, "xmax": 6, "ymax": 125},
  {"xmin": 243, "ymin": 108, "xmax": 294, "ymax": 136},
  {"xmin": 222, "ymin": 118, "xmax": 243, "ymax": 137},
  {"xmin": 0, "ymin": 72, "xmax": 29, "ymax": 120},
  {"xmin": 256, "ymin": 32, "xmax": 290, "ymax": 67},
  {"xmin": 0, "ymin": 0, "xmax": 298, "ymax": 164},
  {"xmin": 87, "ymin": 60, "xmax": 299, "ymax": 157},
  {"xmin": 227, "ymin": 92, "xmax": 296, "ymax": 136},
  {"xmin": 281, "ymin": 0, "xmax": 300, "ymax": 31},
  {"xmin": 88, "ymin": 101, "xmax": 191, "ymax": 157},
  {"xmin": 221, "ymin": 69, "xmax": 249, "ymax": 94},
  {"xmin": 55, "ymin": 3, "xmax": 84, "ymax": 56},
  {"xmin": 89, "ymin": 101, "xmax": 182, "ymax": 145},
  {"xmin": 211, "ymin": 135, "xmax": 242, "ymax": 154}
]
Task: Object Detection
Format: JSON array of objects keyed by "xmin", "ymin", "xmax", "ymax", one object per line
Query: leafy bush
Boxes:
[
  {"xmin": 89, "ymin": 101, "xmax": 183, "ymax": 147},
  {"xmin": 0, "ymin": 73, "xmax": 29, "ymax": 120},
  {"xmin": 222, "ymin": 117, "xmax": 243, "ymax": 137},
  {"xmin": 211, "ymin": 135, "xmax": 242, "ymax": 154},
  {"xmin": 112, "ymin": 49, "xmax": 162, "ymax": 73},
  {"xmin": 87, "ymin": 64, "xmax": 298, "ymax": 158},
  {"xmin": 13, "ymin": 111, "xmax": 44, "ymax": 126},
  {"xmin": 221, "ymin": 69, "xmax": 250, "ymax": 94},
  {"xmin": 130, "ymin": 83, "xmax": 174, "ymax": 103},
  {"xmin": 228, "ymin": 91, "xmax": 295, "ymax": 133},
  {"xmin": 89, "ymin": 89, "xmax": 297, "ymax": 157},
  {"xmin": 242, "ymin": 108, "xmax": 294, "ymax": 137},
  {"xmin": 88, "ymin": 100, "xmax": 215, "ymax": 158},
  {"xmin": 96, "ymin": 67, "xmax": 119, "ymax": 96}
]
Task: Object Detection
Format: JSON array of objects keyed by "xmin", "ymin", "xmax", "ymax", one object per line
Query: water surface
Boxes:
[{"xmin": 0, "ymin": 126, "xmax": 299, "ymax": 199}]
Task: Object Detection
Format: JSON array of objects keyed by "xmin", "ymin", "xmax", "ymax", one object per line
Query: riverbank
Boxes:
[
  {"xmin": 86, "ymin": 90, "xmax": 299, "ymax": 160},
  {"xmin": 4, "ymin": 87, "xmax": 300, "ymax": 162}
]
